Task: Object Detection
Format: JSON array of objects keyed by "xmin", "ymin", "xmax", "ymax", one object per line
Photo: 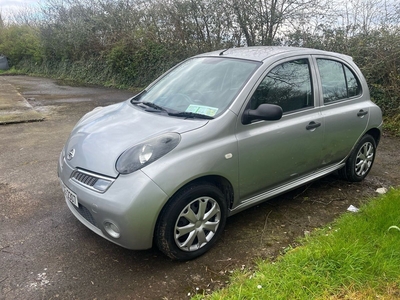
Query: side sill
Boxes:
[{"xmin": 229, "ymin": 163, "xmax": 345, "ymax": 216}]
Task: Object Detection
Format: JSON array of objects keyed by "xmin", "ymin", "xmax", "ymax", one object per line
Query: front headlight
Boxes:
[{"xmin": 116, "ymin": 133, "xmax": 181, "ymax": 174}]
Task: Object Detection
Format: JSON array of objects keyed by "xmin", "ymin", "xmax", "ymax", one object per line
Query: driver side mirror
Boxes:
[{"xmin": 242, "ymin": 104, "xmax": 283, "ymax": 125}]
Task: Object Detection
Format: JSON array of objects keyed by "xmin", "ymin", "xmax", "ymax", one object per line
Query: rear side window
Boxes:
[
  {"xmin": 317, "ymin": 59, "xmax": 362, "ymax": 104},
  {"xmin": 250, "ymin": 59, "xmax": 313, "ymax": 113}
]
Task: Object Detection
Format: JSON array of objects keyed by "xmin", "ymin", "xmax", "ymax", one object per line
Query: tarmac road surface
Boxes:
[{"xmin": 1, "ymin": 75, "xmax": 399, "ymax": 299}]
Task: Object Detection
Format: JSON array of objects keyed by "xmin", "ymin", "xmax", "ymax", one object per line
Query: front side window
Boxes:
[
  {"xmin": 317, "ymin": 59, "xmax": 362, "ymax": 104},
  {"xmin": 249, "ymin": 59, "xmax": 313, "ymax": 113}
]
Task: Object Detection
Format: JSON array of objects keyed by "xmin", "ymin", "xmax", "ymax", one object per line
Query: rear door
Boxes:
[{"xmin": 313, "ymin": 57, "xmax": 370, "ymax": 165}]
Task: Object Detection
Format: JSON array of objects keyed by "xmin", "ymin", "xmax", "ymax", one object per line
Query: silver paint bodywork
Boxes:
[{"xmin": 58, "ymin": 47, "xmax": 382, "ymax": 250}]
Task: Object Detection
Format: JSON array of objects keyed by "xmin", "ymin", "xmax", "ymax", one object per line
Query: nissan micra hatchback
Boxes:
[{"xmin": 58, "ymin": 47, "xmax": 382, "ymax": 260}]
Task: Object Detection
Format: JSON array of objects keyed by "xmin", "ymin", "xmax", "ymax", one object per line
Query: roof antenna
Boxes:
[{"xmin": 219, "ymin": 48, "xmax": 229, "ymax": 56}]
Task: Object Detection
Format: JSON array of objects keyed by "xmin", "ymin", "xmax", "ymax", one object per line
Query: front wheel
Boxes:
[
  {"xmin": 339, "ymin": 134, "xmax": 376, "ymax": 182},
  {"xmin": 155, "ymin": 183, "xmax": 227, "ymax": 261}
]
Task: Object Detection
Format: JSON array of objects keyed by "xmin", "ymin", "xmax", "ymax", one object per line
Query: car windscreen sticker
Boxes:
[{"xmin": 185, "ymin": 105, "xmax": 219, "ymax": 117}]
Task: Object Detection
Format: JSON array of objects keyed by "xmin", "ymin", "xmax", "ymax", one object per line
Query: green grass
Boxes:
[
  {"xmin": 195, "ymin": 188, "xmax": 400, "ymax": 300},
  {"xmin": 0, "ymin": 67, "xmax": 26, "ymax": 75}
]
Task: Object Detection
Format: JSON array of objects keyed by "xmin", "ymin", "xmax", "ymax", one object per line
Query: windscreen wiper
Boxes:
[
  {"xmin": 141, "ymin": 102, "xmax": 167, "ymax": 112},
  {"xmin": 131, "ymin": 100, "xmax": 167, "ymax": 112},
  {"xmin": 168, "ymin": 111, "xmax": 214, "ymax": 119}
]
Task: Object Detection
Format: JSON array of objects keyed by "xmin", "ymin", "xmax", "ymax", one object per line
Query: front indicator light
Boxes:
[{"xmin": 93, "ymin": 178, "xmax": 113, "ymax": 193}]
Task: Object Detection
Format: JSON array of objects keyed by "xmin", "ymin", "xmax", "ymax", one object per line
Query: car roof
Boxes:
[{"xmin": 196, "ymin": 46, "xmax": 352, "ymax": 62}]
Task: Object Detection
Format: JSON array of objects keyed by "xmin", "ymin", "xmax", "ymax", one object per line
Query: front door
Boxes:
[{"xmin": 236, "ymin": 57, "xmax": 324, "ymax": 200}]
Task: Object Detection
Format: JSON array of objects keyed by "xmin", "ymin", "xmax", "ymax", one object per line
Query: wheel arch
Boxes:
[
  {"xmin": 162, "ymin": 175, "xmax": 234, "ymax": 214},
  {"xmin": 187, "ymin": 175, "xmax": 234, "ymax": 209},
  {"xmin": 365, "ymin": 128, "xmax": 381, "ymax": 147}
]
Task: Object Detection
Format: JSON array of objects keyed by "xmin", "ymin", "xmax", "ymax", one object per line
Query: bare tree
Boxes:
[
  {"xmin": 337, "ymin": 0, "xmax": 398, "ymax": 35},
  {"xmin": 226, "ymin": 0, "xmax": 323, "ymax": 46}
]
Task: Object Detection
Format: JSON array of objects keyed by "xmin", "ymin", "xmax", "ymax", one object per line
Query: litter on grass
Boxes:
[
  {"xmin": 347, "ymin": 205, "xmax": 360, "ymax": 213},
  {"xmin": 388, "ymin": 226, "xmax": 400, "ymax": 232},
  {"xmin": 376, "ymin": 187, "xmax": 388, "ymax": 194}
]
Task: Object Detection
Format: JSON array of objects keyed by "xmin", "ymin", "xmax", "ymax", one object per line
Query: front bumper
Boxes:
[{"xmin": 58, "ymin": 152, "xmax": 168, "ymax": 250}]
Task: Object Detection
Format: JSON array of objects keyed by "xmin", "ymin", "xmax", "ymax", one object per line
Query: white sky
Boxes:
[{"xmin": 0, "ymin": 0, "xmax": 39, "ymax": 13}]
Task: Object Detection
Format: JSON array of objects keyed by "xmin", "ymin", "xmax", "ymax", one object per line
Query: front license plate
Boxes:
[{"xmin": 62, "ymin": 183, "xmax": 79, "ymax": 208}]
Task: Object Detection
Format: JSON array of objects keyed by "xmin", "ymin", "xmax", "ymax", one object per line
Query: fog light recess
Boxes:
[{"xmin": 104, "ymin": 221, "xmax": 120, "ymax": 239}]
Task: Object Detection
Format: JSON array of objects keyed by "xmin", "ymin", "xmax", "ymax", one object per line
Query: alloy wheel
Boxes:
[
  {"xmin": 174, "ymin": 196, "xmax": 221, "ymax": 252},
  {"xmin": 355, "ymin": 141, "xmax": 374, "ymax": 177}
]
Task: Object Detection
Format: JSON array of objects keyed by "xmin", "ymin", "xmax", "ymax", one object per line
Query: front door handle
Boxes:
[
  {"xmin": 306, "ymin": 121, "xmax": 321, "ymax": 131},
  {"xmin": 357, "ymin": 110, "xmax": 368, "ymax": 117}
]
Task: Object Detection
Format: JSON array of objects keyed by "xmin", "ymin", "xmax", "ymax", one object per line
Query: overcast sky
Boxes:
[{"xmin": 0, "ymin": 0, "xmax": 39, "ymax": 13}]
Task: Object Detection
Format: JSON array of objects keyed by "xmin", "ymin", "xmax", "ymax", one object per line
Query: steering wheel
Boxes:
[
  {"xmin": 186, "ymin": 90, "xmax": 205, "ymax": 104},
  {"xmin": 173, "ymin": 93, "xmax": 192, "ymax": 110}
]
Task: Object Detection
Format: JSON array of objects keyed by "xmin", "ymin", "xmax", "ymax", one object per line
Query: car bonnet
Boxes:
[{"xmin": 63, "ymin": 100, "xmax": 208, "ymax": 177}]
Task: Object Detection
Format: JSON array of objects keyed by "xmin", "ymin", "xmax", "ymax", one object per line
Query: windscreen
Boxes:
[{"xmin": 135, "ymin": 57, "xmax": 261, "ymax": 117}]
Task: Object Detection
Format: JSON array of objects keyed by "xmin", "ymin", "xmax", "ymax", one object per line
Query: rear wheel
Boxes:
[
  {"xmin": 156, "ymin": 183, "xmax": 227, "ymax": 261},
  {"xmin": 339, "ymin": 134, "xmax": 376, "ymax": 182}
]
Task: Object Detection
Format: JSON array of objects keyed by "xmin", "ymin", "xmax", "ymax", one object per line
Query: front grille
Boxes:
[
  {"xmin": 70, "ymin": 169, "xmax": 115, "ymax": 193},
  {"xmin": 71, "ymin": 170, "xmax": 98, "ymax": 187},
  {"xmin": 73, "ymin": 203, "xmax": 97, "ymax": 227}
]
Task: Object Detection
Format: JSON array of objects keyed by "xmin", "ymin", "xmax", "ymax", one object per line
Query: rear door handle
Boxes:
[
  {"xmin": 306, "ymin": 121, "xmax": 321, "ymax": 131},
  {"xmin": 357, "ymin": 110, "xmax": 368, "ymax": 117}
]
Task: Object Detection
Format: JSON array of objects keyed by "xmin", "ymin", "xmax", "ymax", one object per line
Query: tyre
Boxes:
[
  {"xmin": 339, "ymin": 134, "xmax": 376, "ymax": 182},
  {"xmin": 155, "ymin": 183, "xmax": 227, "ymax": 261}
]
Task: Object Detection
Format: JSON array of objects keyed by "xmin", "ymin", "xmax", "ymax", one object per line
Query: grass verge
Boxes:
[{"xmin": 195, "ymin": 188, "xmax": 400, "ymax": 300}]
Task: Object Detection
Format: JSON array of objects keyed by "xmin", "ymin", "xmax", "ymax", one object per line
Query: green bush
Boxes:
[{"xmin": 0, "ymin": 25, "xmax": 43, "ymax": 66}]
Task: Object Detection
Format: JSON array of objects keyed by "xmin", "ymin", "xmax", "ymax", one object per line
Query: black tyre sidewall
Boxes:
[
  {"xmin": 156, "ymin": 183, "xmax": 228, "ymax": 261},
  {"xmin": 345, "ymin": 134, "xmax": 376, "ymax": 182}
]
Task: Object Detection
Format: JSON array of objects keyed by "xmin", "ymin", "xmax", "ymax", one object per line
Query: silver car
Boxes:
[{"xmin": 58, "ymin": 47, "xmax": 382, "ymax": 260}]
